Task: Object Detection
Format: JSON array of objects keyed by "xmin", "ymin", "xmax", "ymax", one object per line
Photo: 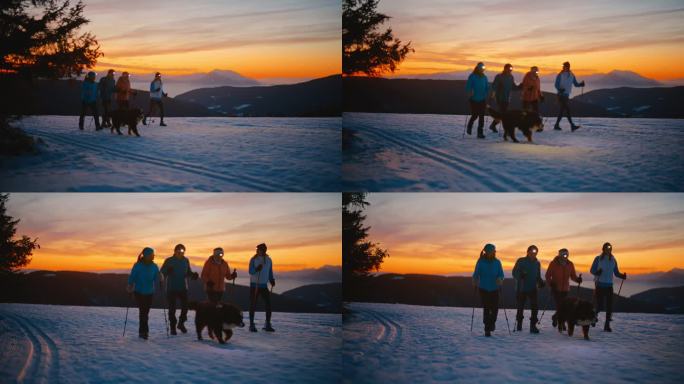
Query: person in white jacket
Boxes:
[
  {"xmin": 554, "ymin": 62, "xmax": 585, "ymax": 131},
  {"xmin": 143, "ymin": 72, "xmax": 167, "ymax": 126},
  {"xmin": 248, "ymin": 243, "xmax": 276, "ymax": 333},
  {"xmin": 590, "ymin": 242, "xmax": 627, "ymax": 332}
]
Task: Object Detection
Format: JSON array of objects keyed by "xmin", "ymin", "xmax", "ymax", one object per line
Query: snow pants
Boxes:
[{"xmin": 479, "ymin": 288, "xmax": 499, "ymax": 331}]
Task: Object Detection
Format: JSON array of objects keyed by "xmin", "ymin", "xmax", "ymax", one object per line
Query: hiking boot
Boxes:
[
  {"xmin": 530, "ymin": 322, "xmax": 540, "ymax": 334},
  {"xmin": 170, "ymin": 327, "xmax": 177, "ymax": 336},
  {"xmin": 489, "ymin": 122, "xmax": 498, "ymax": 133},
  {"xmin": 466, "ymin": 126, "xmax": 472, "ymax": 135},
  {"xmin": 554, "ymin": 124, "xmax": 562, "ymax": 131},
  {"xmin": 263, "ymin": 323, "xmax": 275, "ymax": 332},
  {"xmin": 604, "ymin": 321, "xmax": 612, "ymax": 332},
  {"xmin": 177, "ymin": 322, "xmax": 187, "ymax": 334},
  {"xmin": 516, "ymin": 320, "xmax": 523, "ymax": 332},
  {"xmin": 139, "ymin": 333, "xmax": 148, "ymax": 340},
  {"xmin": 160, "ymin": 121, "xmax": 167, "ymax": 127},
  {"xmin": 552, "ymin": 314, "xmax": 557, "ymax": 327},
  {"xmin": 477, "ymin": 133, "xmax": 486, "ymax": 139},
  {"xmin": 249, "ymin": 324, "xmax": 258, "ymax": 333},
  {"xmin": 571, "ymin": 125, "xmax": 581, "ymax": 132},
  {"xmin": 485, "ymin": 330, "xmax": 491, "ymax": 337}
]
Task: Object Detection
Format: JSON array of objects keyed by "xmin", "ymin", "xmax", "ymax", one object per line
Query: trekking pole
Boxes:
[
  {"xmin": 616, "ymin": 277, "xmax": 624, "ymax": 297},
  {"xmin": 500, "ymin": 285, "xmax": 512, "ymax": 335},
  {"xmin": 470, "ymin": 287, "xmax": 476, "ymax": 334},
  {"xmin": 123, "ymin": 299, "xmax": 130, "ymax": 337},
  {"xmin": 161, "ymin": 281, "xmax": 169, "ymax": 337}
]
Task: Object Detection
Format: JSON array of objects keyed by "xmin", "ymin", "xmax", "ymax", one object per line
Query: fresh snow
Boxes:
[
  {"xmin": 0, "ymin": 303, "xmax": 341, "ymax": 383},
  {"xmin": 343, "ymin": 302, "xmax": 684, "ymax": 384},
  {"xmin": 1, "ymin": 116, "xmax": 340, "ymax": 192},
  {"xmin": 343, "ymin": 113, "xmax": 684, "ymax": 191}
]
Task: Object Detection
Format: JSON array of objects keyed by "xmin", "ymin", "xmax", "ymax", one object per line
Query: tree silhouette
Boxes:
[
  {"xmin": 1, "ymin": 0, "xmax": 101, "ymax": 154},
  {"xmin": 342, "ymin": 192, "xmax": 388, "ymax": 281},
  {"xmin": 343, "ymin": 0, "xmax": 413, "ymax": 76},
  {"xmin": 0, "ymin": 193, "xmax": 40, "ymax": 275}
]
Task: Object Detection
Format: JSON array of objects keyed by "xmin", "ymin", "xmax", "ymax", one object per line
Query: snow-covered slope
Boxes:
[
  {"xmin": 1, "ymin": 116, "xmax": 340, "ymax": 191},
  {"xmin": 0, "ymin": 303, "xmax": 341, "ymax": 383},
  {"xmin": 343, "ymin": 302, "xmax": 683, "ymax": 384},
  {"xmin": 342, "ymin": 113, "xmax": 684, "ymax": 191}
]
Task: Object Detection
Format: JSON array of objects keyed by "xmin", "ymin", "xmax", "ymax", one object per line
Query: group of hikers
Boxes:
[
  {"xmin": 126, "ymin": 243, "xmax": 276, "ymax": 340},
  {"xmin": 465, "ymin": 61, "xmax": 586, "ymax": 138},
  {"xmin": 472, "ymin": 242, "xmax": 626, "ymax": 337},
  {"xmin": 79, "ymin": 69, "xmax": 168, "ymax": 131}
]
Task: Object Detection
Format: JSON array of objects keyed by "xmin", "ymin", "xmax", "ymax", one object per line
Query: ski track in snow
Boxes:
[
  {"xmin": 342, "ymin": 113, "xmax": 684, "ymax": 191},
  {"xmin": 0, "ymin": 116, "xmax": 340, "ymax": 192},
  {"xmin": 343, "ymin": 302, "xmax": 684, "ymax": 384},
  {"xmin": 0, "ymin": 304, "xmax": 341, "ymax": 383}
]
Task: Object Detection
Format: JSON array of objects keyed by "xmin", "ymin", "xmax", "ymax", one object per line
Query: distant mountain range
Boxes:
[
  {"xmin": 2, "ymin": 75, "xmax": 341, "ymax": 117},
  {"xmin": 344, "ymin": 77, "xmax": 613, "ymax": 117},
  {"xmin": 574, "ymin": 87, "xmax": 684, "ymax": 118},
  {"xmin": 344, "ymin": 273, "xmax": 683, "ymax": 314},
  {"xmin": 631, "ymin": 286, "xmax": 684, "ymax": 314},
  {"xmin": 176, "ymin": 75, "xmax": 341, "ymax": 117},
  {"xmin": 0, "ymin": 271, "xmax": 341, "ymax": 313},
  {"xmin": 344, "ymin": 77, "xmax": 683, "ymax": 118},
  {"xmin": 393, "ymin": 69, "xmax": 665, "ymax": 92}
]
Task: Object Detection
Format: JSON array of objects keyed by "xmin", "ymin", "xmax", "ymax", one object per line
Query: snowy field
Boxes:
[
  {"xmin": 342, "ymin": 113, "xmax": 684, "ymax": 191},
  {"xmin": 0, "ymin": 303, "xmax": 341, "ymax": 383},
  {"xmin": 343, "ymin": 302, "xmax": 684, "ymax": 384},
  {"xmin": 1, "ymin": 116, "xmax": 340, "ymax": 192}
]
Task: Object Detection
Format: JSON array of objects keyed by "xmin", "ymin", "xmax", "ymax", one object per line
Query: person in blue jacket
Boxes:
[
  {"xmin": 512, "ymin": 245, "xmax": 545, "ymax": 333},
  {"xmin": 160, "ymin": 244, "xmax": 198, "ymax": 335},
  {"xmin": 248, "ymin": 243, "xmax": 276, "ymax": 333},
  {"xmin": 79, "ymin": 71, "xmax": 101, "ymax": 131},
  {"xmin": 472, "ymin": 243, "xmax": 504, "ymax": 337},
  {"xmin": 590, "ymin": 242, "xmax": 627, "ymax": 332},
  {"xmin": 126, "ymin": 247, "xmax": 160, "ymax": 339},
  {"xmin": 465, "ymin": 62, "xmax": 490, "ymax": 139},
  {"xmin": 554, "ymin": 61, "xmax": 585, "ymax": 131}
]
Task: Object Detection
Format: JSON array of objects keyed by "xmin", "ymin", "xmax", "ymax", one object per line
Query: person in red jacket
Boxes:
[
  {"xmin": 545, "ymin": 248, "xmax": 582, "ymax": 329},
  {"xmin": 200, "ymin": 247, "xmax": 237, "ymax": 304},
  {"xmin": 521, "ymin": 66, "xmax": 544, "ymax": 113}
]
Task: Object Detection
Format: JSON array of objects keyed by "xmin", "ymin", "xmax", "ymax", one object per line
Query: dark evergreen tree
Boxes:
[
  {"xmin": 342, "ymin": 192, "xmax": 388, "ymax": 281},
  {"xmin": 343, "ymin": 0, "xmax": 413, "ymax": 76},
  {"xmin": 0, "ymin": 194, "xmax": 40, "ymax": 274}
]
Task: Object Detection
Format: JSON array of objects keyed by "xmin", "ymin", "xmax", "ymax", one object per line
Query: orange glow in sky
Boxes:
[
  {"xmin": 377, "ymin": 0, "xmax": 684, "ymax": 80},
  {"xmin": 82, "ymin": 0, "xmax": 340, "ymax": 78},
  {"xmin": 364, "ymin": 193, "xmax": 684, "ymax": 276},
  {"xmin": 7, "ymin": 193, "xmax": 340, "ymax": 273}
]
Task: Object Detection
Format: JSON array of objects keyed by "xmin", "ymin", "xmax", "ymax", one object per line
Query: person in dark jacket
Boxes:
[
  {"xmin": 465, "ymin": 62, "xmax": 490, "ymax": 139},
  {"xmin": 590, "ymin": 242, "xmax": 627, "ymax": 332},
  {"xmin": 126, "ymin": 247, "xmax": 160, "ymax": 340},
  {"xmin": 98, "ymin": 69, "xmax": 116, "ymax": 127},
  {"xmin": 512, "ymin": 245, "xmax": 545, "ymax": 333},
  {"xmin": 160, "ymin": 243, "xmax": 198, "ymax": 335},
  {"xmin": 472, "ymin": 243, "xmax": 504, "ymax": 337},
  {"xmin": 489, "ymin": 63, "xmax": 520, "ymax": 132},
  {"xmin": 79, "ymin": 71, "xmax": 101, "ymax": 131}
]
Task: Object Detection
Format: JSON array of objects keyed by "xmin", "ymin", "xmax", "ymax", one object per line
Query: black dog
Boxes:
[
  {"xmin": 189, "ymin": 301, "xmax": 245, "ymax": 344},
  {"xmin": 556, "ymin": 296, "xmax": 596, "ymax": 340},
  {"xmin": 488, "ymin": 108, "xmax": 543, "ymax": 142},
  {"xmin": 110, "ymin": 108, "xmax": 144, "ymax": 137}
]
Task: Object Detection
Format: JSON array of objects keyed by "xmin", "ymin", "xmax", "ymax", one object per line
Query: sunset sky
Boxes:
[
  {"xmin": 377, "ymin": 0, "xmax": 684, "ymax": 80},
  {"xmin": 7, "ymin": 193, "xmax": 340, "ymax": 273},
  {"xmin": 83, "ymin": 0, "xmax": 340, "ymax": 79},
  {"xmin": 364, "ymin": 193, "xmax": 684, "ymax": 276}
]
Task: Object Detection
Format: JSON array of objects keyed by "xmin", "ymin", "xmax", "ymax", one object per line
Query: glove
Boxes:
[
  {"xmin": 559, "ymin": 88, "xmax": 566, "ymax": 93},
  {"xmin": 622, "ymin": 273, "xmax": 627, "ymax": 280},
  {"xmin": 596, "ymin": 268, "xmax": 603, "ymax": 275},
  {"xmin": 190, "ymin": 272, "xmax": 199, "ymax": 280},
  {"xmin": 255, "ymin": 264, "xmax": 263, "ymax": 272},
  {"xmin": 231, "ymin": 271, "xmax": 238, "ymax": 280},
  {"xmin": 577, "ymin": 276, "xmax": 583, "ymax": 284},
  {"xmin": 580, "ymin": 81, "xmax": 586, "ymax": 87},
  {"xmin": 270, "ymin": 279, "xmax": 276, "ymax": 287}
]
